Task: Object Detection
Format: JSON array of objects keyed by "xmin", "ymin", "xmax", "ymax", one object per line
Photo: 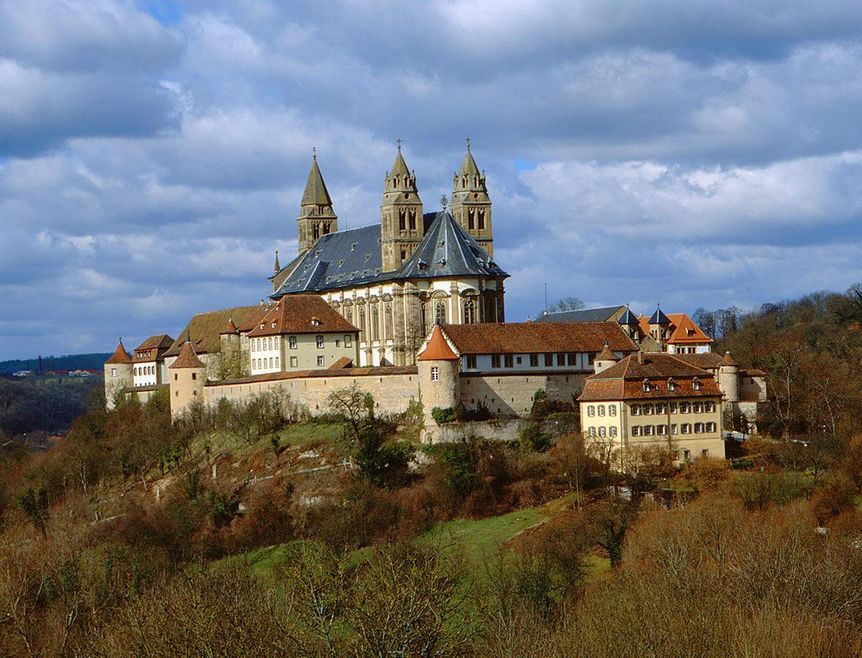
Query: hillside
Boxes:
[{"xmin": 0, "ymin": 352, "xmax": 111, "ymax": 374}]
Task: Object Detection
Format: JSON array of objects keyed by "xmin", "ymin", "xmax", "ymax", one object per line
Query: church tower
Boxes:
[
  {"xmin": 449, "ymin": 140, "xmax": 493, "ymax": 255},
  {"xmin": 297, "ymin": 152, "xmax": 338, "ymax": 255},
  {"xmin": 380, "ymin": 141, "xmax": 424, "ymax": 272}
]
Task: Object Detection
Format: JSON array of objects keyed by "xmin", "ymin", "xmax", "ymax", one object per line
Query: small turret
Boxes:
[
  {"xmin": 449, "ymin": 139, "xmax": 493, "ymax": 255},
  {"xmin": 718, "ymin": 350, "xmax": 739, "ymax": 402},
  {"xmin": 648, "ymin": 305, "xmax": 671, "ymax": 346},
  {"xmin": 593, "ymin": 339, "xmax": 619, "ymax": 374},
  {"xmin": 169, "ymin": 342, "xmax": 207, "ymax": 418},
  {"xmin": 104, "ymin": 338, "xmax": 133, "ymax": 409},
  {"xmin": 417, "ymin": 325, "xmax": 459, "ymax": 439},
  {"xmin": 618, "ymin": 305, "xmax": 641, "ymax": 342}
]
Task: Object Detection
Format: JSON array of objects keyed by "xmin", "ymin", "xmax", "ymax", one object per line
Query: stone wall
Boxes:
[
  {"xmin": 458, "ymin": 372, "xmax": 587, "ymax": 417},
  {"xmin": 424, "ymin": 418, "xmax": 529, "ymax": 444},
  {"xmin": 203, "ymin": 371, "xmax": 421, "ymax": 417}
]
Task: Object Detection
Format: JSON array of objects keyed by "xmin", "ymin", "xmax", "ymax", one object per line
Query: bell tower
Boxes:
[
  {"xmin": 297, "ymin": 150, "xmax": 338, "ymax": 255},
  {"xmin": 380, "ymin": 140, "xmax": 424, "ymax": 272},
  {"xmin": 449, "ymin": 139, "xmax": 493, "ymax": 255}
]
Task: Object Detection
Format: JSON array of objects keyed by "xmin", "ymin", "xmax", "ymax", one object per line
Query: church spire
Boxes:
[
  {"xmin": 273, "ymin": 249, "xmax": 281, "ymax": 275},
  {"xmin": 449, "ymin": 139, "xmax": 493, "ymax": 255},
  {"xmin": 297, "ymin": 150, "xmax": 338, "ymax": 255},
  {"xmin": 380, "ymin": 140, "xmax": 423, "ymax": 271}
]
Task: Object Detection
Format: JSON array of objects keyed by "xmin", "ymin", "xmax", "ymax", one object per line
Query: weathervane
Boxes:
[
  {"xmin": 466, "ymin": 137, "xmax": 471, "ymax": 150},
  {"xmin": 396, "ymin": 138, "xmax": 402, "ymax": 151},
  {"xmin": 312, "ymin": 146, "xmax": 317, "ymax": 159},
  {"xmin": 440, "ymin": 194, "xmax": 449, "ymax": 209}
]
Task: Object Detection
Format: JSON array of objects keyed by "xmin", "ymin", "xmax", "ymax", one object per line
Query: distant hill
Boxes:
[{"xmin": 0, "ymin": 353, "xmax": 111, "ymax": 374}]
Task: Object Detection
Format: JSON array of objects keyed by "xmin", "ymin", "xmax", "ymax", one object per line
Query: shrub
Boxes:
[
  {"xmin": 431, "ymin": 407, "xmax": 456, "ymax": 425},
  {"xmin": 518, "ymin": 423, "xmax": 552, "ymax": 453}
]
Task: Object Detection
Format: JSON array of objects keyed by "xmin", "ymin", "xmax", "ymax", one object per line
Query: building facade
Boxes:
[
  {"xmin": 270, "ymin": 144, "xmax": 508, "ymax": 368},
  {"xmin": 132, "ymin": 334, "xmax": 174, "ymax": 388}
]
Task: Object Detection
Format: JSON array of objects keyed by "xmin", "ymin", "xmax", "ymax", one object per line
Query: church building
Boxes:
[{"xmin": 270, "ymin": 142, "xmax": 508, "ymax": 367}]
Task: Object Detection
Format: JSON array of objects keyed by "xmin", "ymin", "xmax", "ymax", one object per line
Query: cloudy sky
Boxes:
[{"xmin": 3, "ymin": 0, "xmax": 862, "ymax": 359}]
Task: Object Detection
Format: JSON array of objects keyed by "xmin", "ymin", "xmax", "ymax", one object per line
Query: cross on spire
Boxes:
[
  {"xmin": 312, "ymin": 146, "xmax": 317, "ymax": 160},
  {"xmin": 396, "ymin": 138, "xmax": 402, "ymax": 151},
  {"xmin": 465, "ymin": 137, "xmax": 471, "ymax": 150}
]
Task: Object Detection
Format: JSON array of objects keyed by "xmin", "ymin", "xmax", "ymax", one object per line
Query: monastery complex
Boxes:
[{"xmin": 105, "ymin": 144, "xmax": 768, "ymax": 460}]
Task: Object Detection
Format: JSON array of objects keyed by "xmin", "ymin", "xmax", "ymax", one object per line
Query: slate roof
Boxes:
[
  {"xmin": 536, "ymin": 306, "xmax": 624, "ymax": 323},
  {"xmin": 247, "ymin": 294, "xmax": 358, "ymax": 337},
  {"xmin": 439, "ymin": 322, "xmax": 638, "ymax": 356},
  {"xmin": 272, "ymin": 211, "xmax": 507, "ymax": 297},
  {"xmin": 648, "ymin": 307, "xmax": 671, "ymax": 325},
  {"xmin": 618, "ymin": 306, "xmax": 639, "ymax": 326}
]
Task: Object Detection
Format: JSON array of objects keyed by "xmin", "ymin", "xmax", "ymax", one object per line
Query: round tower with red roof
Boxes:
[
  {"xmin": 104, "ymin": 338, "xmax": 133, "ymax": 409},
  {"xmin": 169, "ymin": 341, "xmax": 207, "ymax": 418},
  {"xmin": 417, "ymin": 325, "xmax": 460, "ymax": 439}
]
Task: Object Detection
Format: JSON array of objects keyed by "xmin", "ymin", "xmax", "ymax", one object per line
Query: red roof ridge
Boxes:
[{"xmin": 106, "ymin": 339, "xmax": 132, "ymax": 364}]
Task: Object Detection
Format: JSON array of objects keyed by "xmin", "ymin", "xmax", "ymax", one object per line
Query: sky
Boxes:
[{"xmin": 3, "ymin": 0, "xmax": 862, "ymax": 360}]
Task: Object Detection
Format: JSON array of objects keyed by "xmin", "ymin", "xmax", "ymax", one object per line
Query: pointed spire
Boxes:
[
  {"xmin": 390, "ymin": 139, "xmax": 411, "ymax": 177},
  {"xmin": 649, "ymin": 304, "xmax": 671, "ymax": 326},
  {"xmin": 301, "ymin": 155, "xmax": 334, "ymax": 207},
  {"xmin": 618, "ymin": 305, "xmax": 639, "ymax": 327},
  {"xmin": 459, "ymin": 138, "xmax": 481, "ymax": 177},
  {"xmin": 418, "ymin": 325, "xmax": 458, "ymax": 361},
  {"xmin": 273, "ymin": 249, "xmax": 281, "ymax": 274},
  {"xmin": 170, "ymin": 341, "xmax": 205, "ymax": 369}
]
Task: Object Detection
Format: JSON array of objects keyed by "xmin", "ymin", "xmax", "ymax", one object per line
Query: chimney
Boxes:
[{"xmin": 637, "ymin": 351, "xmax": 644, "ymax": 365}]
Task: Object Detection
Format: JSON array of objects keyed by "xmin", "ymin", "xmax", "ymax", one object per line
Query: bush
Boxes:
[
  {"xmin": 518, "ymin": 423, "xmax": 552, "ymax": 453},
  {"xmin": 431, "ymin": 407, "xmax": 456, "ymax": 425},
  {"xmin": 734, "ymin": 470, "xmax": 812, "ymax": 510}
]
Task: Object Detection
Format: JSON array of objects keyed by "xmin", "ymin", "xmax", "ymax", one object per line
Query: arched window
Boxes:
[
  {"xmin": 463, "ymin": 299, "xmax": 476, "ymax": 324},
  {"xmin": 435, "ymin": 301, "xmax": 447, "ymax": 325},
  {"xmin": 358, "ymin": 307, "xmax": 366, "ymax": 334},
  {"xmin": 371, "ymin": 306, "xmax": 379, "ymax": 341},
  {"xmin": 399, "ymin": 209, "xmax": 406, "ymax": 231},
  {"xmin": 408, "ymin": 210, "xmax": 416, "ymax": 231},
  {"xmin": 384, "ymin": 304, "xmax": 393, "ymax": 339},
  {"xmin": 478, "ymin": 210, "xmax": 485, "ymax": 230},
  {"xmin": 468, "ymin": 210, "xmax": 475, "ymax": 230}
]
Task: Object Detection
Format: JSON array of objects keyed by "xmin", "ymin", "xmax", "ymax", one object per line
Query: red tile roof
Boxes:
[
  {"xmin": 637, "ymin": 313, "xmax": 713, "ymax": 344},
  {"xmin": 165, "ymin": 305, "xmax": 267, "ymax": 357},
  {"xmin": 247, "ymin": 295, "xmax": 358, "ymax": 337},
  {"xmin": 418, "ymin": 325, "xmax": 459, "ymax": 361},
  {"xmin": 169, "ymin": 342, "xmax": 206, "ymax": 369},
  {"xmin": 134, "ymin": 334, "xmax": 175, "ymax": 351},
  {"xmin": 579, "ymin": 352, "xmax": 722, "ymax": 401},
  {"xmin": 440, "ymin": 322, "xmax": 638, "ymax": 356},
  {"xmin": 105, "ymin": 340, "xmax": 132, "ymax": 364}
]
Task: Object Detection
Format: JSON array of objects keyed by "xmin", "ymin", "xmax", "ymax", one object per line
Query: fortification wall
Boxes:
[
  {"xmin": 203, "ymin": 371, "xmax": 421, "ymax": 416},
  {"xmin": 458, "ymin": 372, "xmax": 587, "ymax": 417},
  {"xmin": 423, "ymin": 418, "xmax": 529, "ymax": 444}
]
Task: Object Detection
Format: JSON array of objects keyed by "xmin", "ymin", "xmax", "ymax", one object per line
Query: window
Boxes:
[
  {"xmin": 504, "ymin": 355, "xmax": 514, "ymax": 368},
  {"xmin": 692, "ymin": 402, "xmax": 703, "ymax": 413},
  {"xmin": 683, "ymin": 449, "xmax": 691, "ymax": 462},
  {"xmin": 668, "ymin": 378, "xmax": 676, "ymax": 391},
  {"xmin": 609, "ymin": 405, "xmax": 617, "ymax": 417},
  {"xmin": 530, "ymin": 354, "xmax": 539, "ymax": 367},
  {"xmin": 316, "ymin": 335, "xmax": 324, "ymax": 348},
  {"xmin": 644, "ymin": 425, "xmax": 655, "ymax": 436},
  {"xmin": 544, "ymin": 353, "xmax": 553, "ymax": 367},
  {"xmin": 701, "ymin": 449, "xmax": 710, "ymax": 458},
  {"xmin": 269, "ymin": 357, "xmax": 274, "ymax": 368},
  {"xmin": 371, "ymin": 307, "xmax": 379, "ymax": 341},
  {"xmin": 671, "ymin": 424, "xmax": 678, "ymax": 435},
  {"xmin": 655, "ymin": 403, "xmax": 665, "ymax": 414},
  {"xmin": 557, "ymin": 353, "xmax": 566, "ymax": 366},
  {"xmin": 587, "ymin": 405, "xmax": 595, "ymax": 417},
  {"xmin": 435, "ymin": 301, "xmax": 447, "ymax": 325},
  {"xmin": 464, "ymin": 299, "xmax": 476, "ymax": 324},
  {"xmin": 679, "ymin": 402, "xmax": 690, "ymax": 414},
  {"xmin": 706, "ymin": 401, "xmax": 715, "ymax": 412},
  {"xmin": 669, "ymin": 401, "xmax": 678, "ymax": 413},
  {"xmin": 567, "ymin": 353, "xmax": 577, "ymax": 366},
  {"xmin": 694, "ymin": 422, "xmax": 704, "ymax": 434},
  {"xmin": 657, "ymin": 424, "xmax": 667, "ymax": 436},
  {"xmin": 692, "ymin": 377, "xmax": 701, "ymax": 391},
  {"xmin": 268, "ymin": 337, "xmax": 273, "ymax": 350},
  {"xmin": 706, "ymin": 422, "xmax": 716, "ymax": 432},
  {"xmin": 466, "ymin": 355, "xmax": 477, "ymax": 369},
  {"xmin": 632, "ymin": 426, "xmax": 642, "ymax": 437},
  {"xmin": 598, "ymin": 405, "xmax": 605, "ymax": 416},
  {"xmin": 431, "ymin": 366, "xmax": 440, "ymax": 381},
  {"xmin": 491, "ymin": 354, "xmax": 501, "ymax": 368},
  {"xmin": 191, "ymin": 373, "xmax": 197, "ymax": 380},
  {"xmin": 290, "ymin": 356, "xmax": 298, "ymax": 367},
  {"xmin": 610, "ymin": 426, "xmax": 618, "ymax": 438},
  {"xmin": 275, "ymin": 356, "xmax": 280, "ymax": 368},
  {"xmin": 344, "ymin": 334, "xmax": 352, "ymax": 347},
  {"xmin": 644, "ymin": 404, "xmax": 653, "ymax": 415},
  {"xmin": 174, "ymin": 373, "xmax": 178, "ymax": 381},
  {"xmin": 681, "ymin": 423, "xmax": 691, "ymax": 434},
  {"xmin": 316, "ymin": 356, "xmax": 325, "ymax": 367},
  {"xmin": 588, "ymin": 427, "xmax": 596, "ymax": 437},
  {"xmin": 631, "ymin": 405, "xmax": 641, "ymax": 416},
  {"xmin": 599, "ymin": 426, "xmax": 607, "ymax": 437},
  {"xmin": 643, "ymin": 379, "xmax": 651, "ymax": 392},
  {"xmin": 289, "ymin": 336, "xmax": 297, "ymax": 349},
  {"xmin": 516, "ymin": 356, "xmax": 522, "ymax": 365}
]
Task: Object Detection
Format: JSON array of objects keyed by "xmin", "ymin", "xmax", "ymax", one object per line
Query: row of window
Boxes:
[
  {"xmin": 134, "ymin": 365, "xmax": 156, "ymax": 377},
  {"xmin": 251, "ymin": 335, "xmax": 353, "ymax": 352},
  {"xmin": 631, "ymin": 401, "xmax": 716, "ymax": 416},
  {"xmin": 586, "ymin": 426, "xmax": 619, "ymax": 438},
  {"xmin": 252, "ymin": 355, "xmax": 326, "ymax": 370},
  {"xmin": 484, "ymin": 352, "xmax": 596, "ymax": 370},
  {"xmin": 586, "ymin": 404, "xmax": 618, "ymax": 417},
  {"xmin": 630, "ymin": 422, "xmax": 717, "ymax": 437}
]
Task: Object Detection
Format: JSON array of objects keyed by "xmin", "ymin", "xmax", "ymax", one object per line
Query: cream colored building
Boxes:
[
  {"xmin": 579, "ymin": 350, "xmax": 725, "ymax": 462},
  {"xmin": 246, "ymin": 294, "xmax": 359, "ymax": 375},
  {"xmin": 270, "ymin": 143, "xmax": 507, "ymax": 368}
]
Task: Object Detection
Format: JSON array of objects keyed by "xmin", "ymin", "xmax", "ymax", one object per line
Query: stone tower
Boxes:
[
  {"xmin": 648, "ymin": 306, "xmax": 671, "ymax": 348},
  {"xmin": 718, "ymin": 350, "xmax": 739, "ymax": 403},
  {"xmin": 448, "ymin": 140, "xmax": 493, "ymax": 255},
  {"xmin": 617, "ymin": 306, "xmax": 641, "ymax": 344},
  {"xmin": 417, "ymin": 325, "xmax": 460, "ymax": 441},
  {"xmin": 104, "ymin": 339, "xmax": 133, "ymax": 409},
  {"xmin": 169, "ymin": 342, "xmax": 207, "ymax": 418},
  {"xmin": 297, "ymin": 153, "xmax": 338, "ymax": 255},
  {"xmin": 380, "ymin": 142, "xmax": 424, "ymax": 272}
]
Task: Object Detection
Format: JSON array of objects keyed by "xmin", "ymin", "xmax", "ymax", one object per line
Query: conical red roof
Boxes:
[
  {"xmin": 169, "ymin": 342, "xmax": 205, "ymax": 369},
  {"xmin": 106, "ymin": 340, "xmax": 132, "ymax": 364},
  {"xmin": 720, "ymin": 350, "xmax": 739, "ymax": 366},
  {"xmin": 596, "ymin": 340, "xmax": 618, "ymax": 362},
  {"xmin": 418, "ymin": 325, "xmax": 458, "ymax": 361}
]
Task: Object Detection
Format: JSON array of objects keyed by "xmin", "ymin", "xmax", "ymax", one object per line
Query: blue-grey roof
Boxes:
[
  {"xmin": 618, "ymin": 307, "xmax": 640, "ymax": 326},
  {"xmin": 395, "ymin": 211, "xmax": 506, "ymax": 280},
  {"xmin": 535, "ymin": 305, "xmax": 623, "ymax": 323},
  {"xmin": 649, "ymin": 307, "xmax": 671, "ymax": 325},
  {"xmin": 272, "ymin": 211, "xmax": 506, "ymax": 297}
]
